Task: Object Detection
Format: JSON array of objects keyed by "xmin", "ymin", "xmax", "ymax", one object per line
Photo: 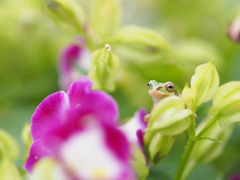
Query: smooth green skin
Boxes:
[{"xmin": 148, "ymin": 80, "xmax": 176, "ymax": 96}]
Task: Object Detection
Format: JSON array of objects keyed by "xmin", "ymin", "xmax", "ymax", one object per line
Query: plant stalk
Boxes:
[
  {"xmin": 174, "ymin": 115, "xmax": 218, "ymax": 180},
  {"xmin": 174, "ymin": 139, "xmax": 196, "ymax": 180}
]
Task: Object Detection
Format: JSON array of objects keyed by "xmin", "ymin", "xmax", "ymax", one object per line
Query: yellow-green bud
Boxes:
[
  {"xmin": 21, "ymin": 123, "xmax": 32, "ymax": 162},
  {"xmin": 181, "ymin": 83, "xmax": 194, "ymax": 111},
  {"xmin": 0, "ymin": 156, "xmax": 20, "ymax": 180},
  {"xmin": 42, "ymin": 0, "xmax": 86, "ymax": 34},
  {"xmin": 31, "ymin": 157, "xmax": 62, "ymax": 180},
  {"xmin": 147, "ymin": 97, "xmax": 193, "ymax": 135},
  {"xmin": 89, "ymin": 0, "xmax": 121, "ymax": 41},
  {"xmin": 88, "ymin": 45, "xmax": 120, "ymax": 92},
  {"xmin": 130, "ymin": 145, "xmax": 149, "ymax": 180},
  {"xmin": 144, "ymin": 131, "xmax": 175, "ymax": 165},
  {"xmin": 111, "ymin": 26, "xmax": 170, "ymax": 62},
  {"xmin": 0, "ymin": 129, "xmax": 19, "ymax": 161},
  {"xmin": 209, "ymin": 81, "xmax": 240, "ymax": 126},
  {"xmin": 190, "ymin": 61, "xmax": 219, "ymax": 111}
]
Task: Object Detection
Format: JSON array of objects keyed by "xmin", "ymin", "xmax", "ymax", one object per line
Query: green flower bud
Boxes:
[
  {"xmin": 190, "ymin": 117, "xmax": 233, "ymax": 164},
  {"xmin": 147, "ymin": 97, "xmax": 193, "ymax": 135},
  {"xmin": 89, "ymin": 0, "xmax": 121, "ymax": 40},
  {"xmin": 171, "ymin": 40, "xmax": 222, "ymax": 70},
  {"xmin": 111, "ymin": 26, "xmax": 170, "ymax": 62},
  {"xmin": 130, "ymin": 145, "xmax": 149, "ymax": 180},
  {"xmin": 88, "ymin": 45, "xmax": 120, "ymax": 92},
  {"xmin": 209, "ymin": 82, "xmax": 240, "ymax": 126},
  {"xmin": 32, "ymin": 157, "xmax": 62, "ymax": 180},
  {"xmin": 0, "ymin": 156, "xmax": 20, "ymax": 180},
  {"xmin": 21, "ymin": 123, "xmax": 32, "ymax": 162},
  {"xmin": 144, "ymin": 131, "xmax": 175, "ymax": 165},
  {"xmin": 181, "ymin": 83, "xmax": 194, "ymax": 110},
  {"xmin": 0, "ymin": 129, "xmax": 19, "ymax": 161},
  {"xmin": 190, "ymin": 61, "xmax": 219, "ymax": 111},
  {"xmin": 42, "ymin": 0, "xmax": 86, "ymax": 34}
]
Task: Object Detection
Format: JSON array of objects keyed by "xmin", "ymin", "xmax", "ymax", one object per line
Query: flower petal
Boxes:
[
  {"xmin": 103, "ymin": 122, "xmax": 130, "ymax": 162},
  {"xmin": 24, "ymin": 139, "xmax": 51, "ymax": 172},
  {"xmin": 67, "ymin": 76, "xmax": 93, "ymax": 108},
  {"xmin": 30, "ymin": 91, "xmax": 69, "ymax": 141},
  {"xmin": 83, "ymin": 91, "xmax": 119, "ymax": 123},
  {"xmin": 59, "ymin": 39, "xmax": 91, "ymax": 91},
  {"xmin": 60, "ymin": 42, "xmax": 82, "ymax": 73},
  {"xmin": 120, "ymin": 108, "xmax": 147, "ymax": 148},
  {"xmin": 42, "ymin": 104, "xmax": 118, "ymax": 155},
  {"xmin": 67, "ymin": 76, "xmax": 119, "ymax": 123},
  {"xmin": 58, "ymin": 123, "xmax": 134, "ymax": 180}
]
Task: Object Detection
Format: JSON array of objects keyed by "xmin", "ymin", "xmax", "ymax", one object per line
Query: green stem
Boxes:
[
  {"xmin": 196, "ymin": 116, "xmax": 218, "ymax": 138},
  {"xmin": 181, "ymin": 159, "xmax": 196, "ymax": 180},
  {"xmin": 174, "ymin": 115, "xmax": 218, "ymax": 180},
  {"xmin": 174, "ymin": 139, "xmax": 196, "ymax": 180}
]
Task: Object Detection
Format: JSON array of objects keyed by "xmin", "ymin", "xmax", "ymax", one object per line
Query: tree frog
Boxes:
[{"xmin": 144, "ymin": 80, "xmax": 179, "ymax": 122}]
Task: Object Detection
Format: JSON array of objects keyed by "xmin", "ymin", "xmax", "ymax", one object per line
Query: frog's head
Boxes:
[{"xmin": 147, "ymin": 80, "xmax": 179, "ymax": 100}]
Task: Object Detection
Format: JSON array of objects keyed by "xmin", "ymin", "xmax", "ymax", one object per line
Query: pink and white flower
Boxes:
[
  {"xmin": 59, "ymin": 39, "xmax": 91, "ymax": 91},
  {"xmin": 24, "ymin": 76, "xmax": 135, "ymax": 180},
  {"xmin": 120, "ymin": 108, "xmax": 147, "ymax": 149}
]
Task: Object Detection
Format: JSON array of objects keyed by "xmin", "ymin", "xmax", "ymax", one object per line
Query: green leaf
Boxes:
[
  {"xmin": 196, "ymin": 137, "xmax": 222, "ymax": 143},
  {"xmin": 191, "ymin": 120, "xmax": 233, "ymax": 164}
]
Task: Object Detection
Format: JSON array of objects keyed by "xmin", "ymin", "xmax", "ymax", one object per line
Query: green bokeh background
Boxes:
[{"xmin": 0, "ymin": 0, "xmax": 240, "ymax": 179}]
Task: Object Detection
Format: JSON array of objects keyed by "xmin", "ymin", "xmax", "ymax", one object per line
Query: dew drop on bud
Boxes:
[{"xmin": 105, "ymin": 44, "xmax": 111, "ymax": 51}]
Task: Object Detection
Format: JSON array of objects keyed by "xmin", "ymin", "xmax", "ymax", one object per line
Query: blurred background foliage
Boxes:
[{"xmin": 0, "ymin": 0, "xmax": 240, "ymax": 179}]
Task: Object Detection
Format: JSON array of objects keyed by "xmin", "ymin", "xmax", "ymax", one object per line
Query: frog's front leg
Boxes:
[{"xmin": 144, "ymin": 113, "xmax": 151, "ymax": 122}]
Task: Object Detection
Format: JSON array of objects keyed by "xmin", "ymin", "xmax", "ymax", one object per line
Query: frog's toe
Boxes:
[{"xmin": 144, "ymin": 114, "xmax": 151, "ymax": 122}]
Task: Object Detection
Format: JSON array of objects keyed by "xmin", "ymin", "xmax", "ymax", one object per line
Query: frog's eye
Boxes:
[
  {"xmin": 166, "ymin": 83, "xmax": 174, "ymax": 92},
  {"xmin": 147, "ymin": 82, "xmax": 153, "ymax": 89}
]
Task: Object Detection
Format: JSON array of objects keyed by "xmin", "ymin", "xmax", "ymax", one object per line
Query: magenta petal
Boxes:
[
  {"xmin": 67, "ymin": 76, "xmax": 92, "ymax": 108},
  {"xmin": 42, "ymin": 108, "xmax": 87, "ymax": 152},
  {"xmin": 60, "ymin": 43, "xmax": 82, "ymax": 73},
  {"xmin": 82, "ymin": 91, "xmax": 119, "ymax": 123},
  {"xmin": 24, "ymin": 139, "xmax": 51, "ymax": 172},
  {"xmin": 31, "ymin": 91, "xmax": 69, "ymax": 141},
  {"xmin": 43, "ymin": 103, "xmax": 118, "ymax": 152},
  {"xmin": 136, "ymin": 108, "xmax": 148, "ymax": 128},
  {"xmin": 67, "ymin": 77, "xmax": 118, "ymax": 123},
  {"xmin": 103, "ymin": 122, "xmax": 130, "ymax": 162},
  {"xmin": 59, "ymin": 39, "xmax": 91, "ymax": 91}
]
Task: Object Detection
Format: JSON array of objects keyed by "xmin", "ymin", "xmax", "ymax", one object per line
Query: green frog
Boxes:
[{"xmin": 144, "ymin": 80, "xmax": 179, "ymax": 122}]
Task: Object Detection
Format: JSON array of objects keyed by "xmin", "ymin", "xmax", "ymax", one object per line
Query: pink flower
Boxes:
[
  {"xmin": 228, "ymin": 15, "xmax": 240, "ymax": 42},
  {"xmin": 24, "ymin": 76, "xmax": 135, "ymax": 180},
  {"xmin": 120, "ymin": 108, "xmax": 147, "ymax": 149},
  {"xmin": 59, "ymin": 39, "xmax": 91, "ymax": 91}
]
